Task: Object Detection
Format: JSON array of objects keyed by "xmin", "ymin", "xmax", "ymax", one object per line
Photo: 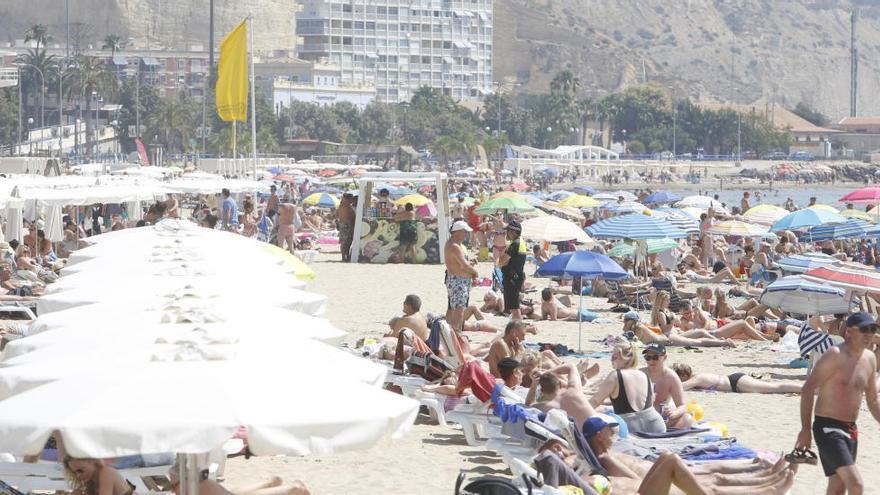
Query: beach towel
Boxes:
[
  {"xmin": 679, "ymin": 442, "xmax": 756, "ymax": 461},
  {"xmin": 797, "ymin": 323, "xmax": 835, "ymax": 360},
  {"xmin": 456, "ymin": 360, "xmax": 496, "ymax": 402},
  {"xmin": 632, "ymin": 427, "xmax": 711, "ymax": 439}
]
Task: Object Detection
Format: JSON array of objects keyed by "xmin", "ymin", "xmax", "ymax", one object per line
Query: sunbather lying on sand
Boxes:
[
  {"xmin": 170, "ymin": 469, "xmax": 309, "ymax": 495},
  {"xmin": 673, "ymin": 363, "xmax": 803, "ymax": 394},
  {"xmin": 623, "ymin": 312, "xmax": 735, "ymax": 348}
]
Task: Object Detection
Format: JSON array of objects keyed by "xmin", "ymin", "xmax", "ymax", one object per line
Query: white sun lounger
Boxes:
[{"xmin": 0, "ymin": 462, "xmax": 174, "ymax": 493}]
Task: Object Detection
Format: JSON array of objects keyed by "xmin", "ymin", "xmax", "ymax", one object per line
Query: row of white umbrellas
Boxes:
[{"xmin": 0, "ymin": 219, "xmax": 417, "ymax": 466}]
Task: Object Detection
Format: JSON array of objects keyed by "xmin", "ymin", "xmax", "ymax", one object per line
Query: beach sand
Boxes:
[{"xmin": 223, "ymin": 250, "xmax": 880, "ymax": 494}]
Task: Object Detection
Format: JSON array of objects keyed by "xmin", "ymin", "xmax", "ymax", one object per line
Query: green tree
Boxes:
[
  {"xmin": 0, "ymin": 88, "xmax": 19, "ymax": 148},
  {"xmin": 64, "ymin": 55, "xmax": 117, "ymax": 158},
  {"xmin": 146, "ymin": 96, "xmax": 195, "ymax": 154},
  {"xmin": 114, "ymin": 76, "xmax": 160, "ymax": 151},
  {"xmin": 792, "ymin": 102, "xmax": 829, "ymax": 128},
  {"xmin": 24, "ymin": 24, "xmax": 52, "ymax": 50},
  {"xmin": 16, "ymin": 48, "xmax": 57, "ymax": 126},
  {"xmin": 102, "ymin": 34, "xmax": 124, "ymax": 59}
]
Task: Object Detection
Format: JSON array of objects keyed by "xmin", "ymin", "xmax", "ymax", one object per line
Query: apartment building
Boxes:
[{"xmin": 296, "ymin": 0, "xmax": 493, "ymax": 103}]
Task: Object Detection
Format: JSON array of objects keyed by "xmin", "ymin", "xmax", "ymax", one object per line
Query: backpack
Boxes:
[{"xmin": 455, "ymin": 472, "xmax": 532, "ymax": 495}]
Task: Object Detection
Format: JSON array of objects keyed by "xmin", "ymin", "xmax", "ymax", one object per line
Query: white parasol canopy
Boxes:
[{"xmin": 520, "ymin": 215, "xmax": 594, "ymax": 245}]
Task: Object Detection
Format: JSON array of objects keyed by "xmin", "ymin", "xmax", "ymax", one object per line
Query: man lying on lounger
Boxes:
[{"xmin": 539, "ymin": 418, "xmax": 797, "ymax": 495}]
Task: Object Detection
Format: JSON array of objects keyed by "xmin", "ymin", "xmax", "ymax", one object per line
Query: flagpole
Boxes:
[
  {"xmin": 248, "ymin": 15, "xmax": 257, "ymax": 179},
  {"xmin": 232, "ymin": 121, "xmax": 237, "ymax": 164}
]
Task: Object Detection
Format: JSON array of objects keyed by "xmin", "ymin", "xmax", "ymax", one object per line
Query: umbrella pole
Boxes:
[
  {"xmin": 177, "ymin": 452, "xmax": 201, "ymax": 495},
  {"xmin": 578, "ymin": 275, "xmax": 584, "ymax": 352}
]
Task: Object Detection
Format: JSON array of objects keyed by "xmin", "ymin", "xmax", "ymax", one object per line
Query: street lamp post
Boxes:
[
  {"xmin": 545, "ymin": 126, "xmax": 552, "ymax": 149},
  {"xmin": 622, "ymin": 129, "xmax": 627, "ymax": 154},
  {"xmin": 17, "ymin": 66, "xmax": 21, "ymax": 154},
  {"xmin": 670, "ymin": 86, "xmax": 677, "ymax": 161},
  {"xmin": 736, "ymin": 113, "xmax": 742, "ymax": 167}
]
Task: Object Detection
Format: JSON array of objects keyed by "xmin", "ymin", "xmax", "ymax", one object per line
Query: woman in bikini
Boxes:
[
  {"xmin": 673, "ymin": 363, "xmax": 803, "ymax": 394},
  {"xmin": 63, "ymin": 457, "xmax": 135, "ymax": 495},
  {"xmin": 650, "ymin": 291, "xmax": 678, "ymax": 334},
  {"xmin": 623, "ymin": 311, "xmax": 735, "ymax": 348}
]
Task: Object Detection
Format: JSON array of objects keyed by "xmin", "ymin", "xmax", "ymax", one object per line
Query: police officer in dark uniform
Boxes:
[{"xmin": 499, "ymin": 220, "xmax": 528, "ymax": 320}]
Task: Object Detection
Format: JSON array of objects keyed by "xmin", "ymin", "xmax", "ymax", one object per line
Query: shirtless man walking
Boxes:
[
  {"xmin": 795, "ymin": 311, "xmax": 880, "ymax": 495},
  {"xmin": 445, "ymin": 220, "xmax": 478, "ymax": 333},
  {"xmin": 277, "ymin": 202, "xmax": 297, "ymax": 253},
  {"xmin": 337, "ymin": 193, "xmax": 355, "ymax": 262}
]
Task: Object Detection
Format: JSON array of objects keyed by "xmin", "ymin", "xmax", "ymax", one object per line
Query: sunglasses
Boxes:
[
  {"xmin": 857, "ymin": 325, "xmax": 878, "ymax": 334},
  {"xmin": 643, "ymin": 354, "xmax": 663, "ymax": 361}
]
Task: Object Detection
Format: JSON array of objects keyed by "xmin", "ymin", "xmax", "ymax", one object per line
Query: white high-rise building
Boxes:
[{"xmin": 296, "ymin": 0, "xmax": 493, "ymax": 103}]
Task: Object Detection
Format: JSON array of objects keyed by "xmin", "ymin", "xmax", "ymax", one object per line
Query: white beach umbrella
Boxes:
[
  {"xmin": 0, "ymin": 327, "xmax": 381, "ymax": 398},
  {"xmin": 675, "ymin": 195, "xmax": 729, "ymax": 214},
  {"xmin": 0, "ymin": 359, "xmax": 418, "ymax": 458},
  {"xmin": 8, "ymin": 304, "xmax": 346, "ymax": 357},
  {"xmin": 126, "ymin": 200, "xmax": 144, "ymax": 221},
  {"xmin": 521, "ymin": 216, "xmax": 594, "ymax": 245},
  {"xmin": 4, "ymin": 187, "xmax": 22, "ymax": 243},
  {"xmin": 42, "ymin": 205, "xmax": 64, "ymax": 243},
  {"xmin": 36, "ymin": 283, "xmax": 327, "ymax": 316}
]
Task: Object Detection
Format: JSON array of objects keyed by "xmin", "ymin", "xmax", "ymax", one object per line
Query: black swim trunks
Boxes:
[
  {"xmin": 813, "ymin": 415, "xmax": 858, "ymax": 477},
  {"xmin": 727, "ymin": 373, "xmax": 745, "ymax": 393}
]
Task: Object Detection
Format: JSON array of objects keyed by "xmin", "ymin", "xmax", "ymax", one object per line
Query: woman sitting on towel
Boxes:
[
  {"xmin": 63, "ymin": 457, "xmax": 134, "ymax": 495},
  {"xmin": 673, "ymin": 363, "xmax": 803, "ymax": 394},
  {"xmin": 588, "ymin": 342, "xmax": 667, "ymax": 435}
]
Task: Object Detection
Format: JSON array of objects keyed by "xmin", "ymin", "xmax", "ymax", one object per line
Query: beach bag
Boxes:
[
  {"xmin": 406, "ymin": 350, "xmax": 453, "ymax": 382},
  {"xmin": 455, "ymin": 472, "xmax": 531, "ymax": 495}
]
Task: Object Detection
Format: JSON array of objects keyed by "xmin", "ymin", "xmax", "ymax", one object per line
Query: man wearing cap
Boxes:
[
  {"xmin": 796, "ymin": 311, "xmax": 880, "ymax": 494},
  {"xmin": 445, "ymin": 220, "xmax": 478, "ymax": 333},
  {"xmin": 639, "ymin": 343, "xmax": 693, "ymax": 429},
  {"xmin": 498, "ymin": 219, "xmax": 528, "ymax": 320}
]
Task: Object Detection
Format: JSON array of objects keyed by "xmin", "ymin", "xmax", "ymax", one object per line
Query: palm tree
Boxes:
[
  {"xmin": 102, "ymin": 34, "xmax": 123, "ymax": 59},
  {"xmin": 16, "ymin": 48, "xmax": 57, "ymax": 125},
  {"xmin": 577, "ymin": 97, "xmax": 594, "ymax": 146},
  {"xmin": 550, "ymin": 69, "xmax": 581, "ymax": 97},
  {"xmin": 24, "ymin": 24, "xmax": 52, "ymax": 50},
  {"xmin": 432, "ymin": 135, "xmax": 460, "ymax": 168},
  {"xmin": 148, "ymin": 98, "xmax": 195, "ymax": 153},
  {"xmin": 64, "ymin": 56, "xmax": 117, "ymax": 158}
]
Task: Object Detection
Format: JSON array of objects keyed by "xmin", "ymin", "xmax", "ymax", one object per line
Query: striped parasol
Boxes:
[
  {"xmin": 651, "ymin": 208, "xmax": 700, "ymax": 234},
  {"xmin": 675, "ymin": 195, "xmax": 728, "ymax": 214},
  {"xmin": 593, "ymin": 191, "xmax": 637, "ymax": 202},
  {"xmin": 601, "ymin": 201, "xmax": 650, "ymax": 215},
  {"xmin": 608, "ymin": 238, "xmax": 680, "ymax": 257},
  {"xmin": 743, "ymin": 205, "xmax": 790, "ymax": 225},
  {"xmin": 708, "ymin": 220, "xmax": 769, "ymax": 237},
  {"xmin": 776, "ymin": 253, "xmax": 838, "ymax": 274},
  {"xmin": 759, "ymin": 275, "xmax": 849, "ymax": 315},
  {"xmin": 587, "ymin": 213, "xmax": 689, "ymax": 239},
  {"xmin": 805, "ymin": 219, "xmax": 871, "ymax": 241},
  {"xmin": 642, "ymin": 191, "xmax": 682, "ymax": 204},
  {"xmin": 474, "ymin": 196, "xmax": 536, "ymax": 214},
  {"xmin": 803, "ymin": 261, "xmax": 880, "ymax": 292}
]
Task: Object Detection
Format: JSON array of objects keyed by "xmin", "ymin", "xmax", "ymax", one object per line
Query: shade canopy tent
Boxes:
[{"xmin": 352, "ymin": 172, "xmax": 450, "ymax": 264}]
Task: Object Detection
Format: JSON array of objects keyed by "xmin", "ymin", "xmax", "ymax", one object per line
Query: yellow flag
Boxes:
[{"xmin": 216, "ymin": 20, "xmax": 248, "ymax": 122}]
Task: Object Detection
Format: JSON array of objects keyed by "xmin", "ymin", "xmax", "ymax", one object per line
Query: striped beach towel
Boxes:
[{"xmin": 797, "ymin": 324, "xmax": 835, "ymax": 360}]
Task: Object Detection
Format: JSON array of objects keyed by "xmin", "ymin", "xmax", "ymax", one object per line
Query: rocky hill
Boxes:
[
  {"xmin": 2, "ymin": 0, "xmax": 880, "ymax": 119},
  {"xmin": 495, "ymin": 0, "xmax": 880, "ymax": 120}
]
